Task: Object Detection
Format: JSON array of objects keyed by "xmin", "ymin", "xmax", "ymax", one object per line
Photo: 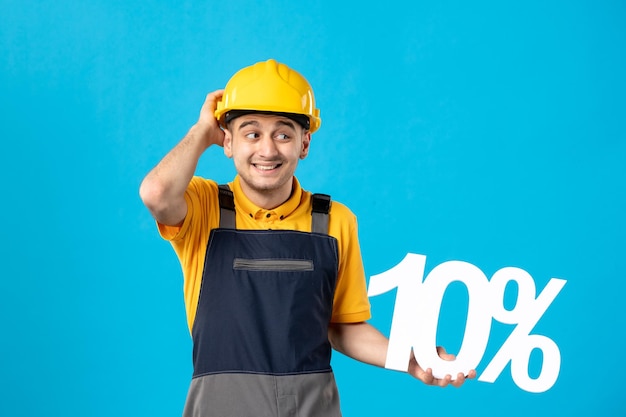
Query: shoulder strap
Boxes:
[
  {"xmin": 218, "ymin": 184, "xmax": 236, "ymax": 229},
  {"xmin": 219, "ymin": 184, "xmax": 330, "ymax": 233},
  {"xmin": 311, "ymin": 193, "xmax": 331, "ymax": 234}
]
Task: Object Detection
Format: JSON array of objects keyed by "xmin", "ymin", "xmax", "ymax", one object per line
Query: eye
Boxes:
[
  {"xmin": 276, "ymin": 133, "xmax": 290, "ymax": 141},
  {"xmin": 245, "ymin": 132, "xmax": 259, "ymax": 139}
]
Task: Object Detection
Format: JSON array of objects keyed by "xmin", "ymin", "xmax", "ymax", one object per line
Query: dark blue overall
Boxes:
[{"xmin": 183, "ymin": 186, "xmax": 342, "ymax": 417}]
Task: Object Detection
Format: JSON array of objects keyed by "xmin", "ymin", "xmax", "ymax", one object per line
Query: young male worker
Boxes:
[{"xmin": 140, "ymin": 59, "xmax": 475, "ymax": 417}]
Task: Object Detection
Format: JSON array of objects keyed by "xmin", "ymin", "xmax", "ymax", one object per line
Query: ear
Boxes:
[
  {"xmin": 299, "ymin": 131, "xmax": 311, "ymax": 159},
  {"xmin": 223, "ymin": 129, "xmax": 233, "ymax": 158}
]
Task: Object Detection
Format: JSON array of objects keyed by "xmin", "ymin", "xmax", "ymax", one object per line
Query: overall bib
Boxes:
[{"xmin": 183, "ymin": 187, "xmax": 342, "ymax": 417}]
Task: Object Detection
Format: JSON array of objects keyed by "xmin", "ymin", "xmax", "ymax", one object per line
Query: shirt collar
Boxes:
[{"xmin": 232, "ymin": 175, "xmax": 303, "ymax": 221}]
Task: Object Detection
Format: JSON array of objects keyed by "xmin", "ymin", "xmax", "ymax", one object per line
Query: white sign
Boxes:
[{"xmin": 368, "ymin": 253, "xmax": 566, "ymax": 393}]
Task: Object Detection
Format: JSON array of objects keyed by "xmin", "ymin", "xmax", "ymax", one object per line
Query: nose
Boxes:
[{"xmin": 257, "ymin": 135, "xmax": 279, "ymax": 157}]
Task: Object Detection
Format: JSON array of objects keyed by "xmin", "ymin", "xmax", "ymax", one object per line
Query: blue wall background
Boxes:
[{"xmin": 1, "ymin": 0, "xmax": 624, "ymax": 415}]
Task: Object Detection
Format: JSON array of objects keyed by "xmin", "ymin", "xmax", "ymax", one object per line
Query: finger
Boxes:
[
  {"xmin": 450, "ymin": 372, "xmax": 466, "ymax": 388},
  {"xmin": 422, "ymin": 368, "xmax": 436, "ymax": 385},
  {"xmin": 436, "ymin": 374, "xmax": 452, "ymax": 388},
  {"xmin": 204, "ymin": 89, "xmax": 225, "ymax": 109},
  {"xmin": 199, "ymin": 90, "xmax": 226, "ymax": 127},
  {"xmin": 425, "ymin": 369, "xmax": 452, "ymax": 388},
  {"xmin": 207, "ymin": 89, "xmax": 225, "ymax": 100},
  {"xmin": 436, "ymin": 346, "xmax": 456, "ymax": 361}
]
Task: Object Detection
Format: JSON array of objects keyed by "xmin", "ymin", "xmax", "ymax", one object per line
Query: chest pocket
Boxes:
[{"xmin": 233, "ymin": 258, "xmax": 314, "ymax": 272}]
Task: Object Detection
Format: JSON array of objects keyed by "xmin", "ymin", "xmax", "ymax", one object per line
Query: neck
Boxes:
[{"xmin": 240, "ymin": 178, "xmax": 294, "ymax": 210}]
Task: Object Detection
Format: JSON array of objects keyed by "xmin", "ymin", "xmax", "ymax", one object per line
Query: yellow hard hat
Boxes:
[{"xmin": 215, "ymin": 59, "xmax": 321, "ymax": 133}]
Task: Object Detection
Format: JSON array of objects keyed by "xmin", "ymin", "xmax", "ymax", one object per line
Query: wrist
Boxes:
[{"xmin": 191, "ymin": 120, "xmax": 223, "ymax": 149}]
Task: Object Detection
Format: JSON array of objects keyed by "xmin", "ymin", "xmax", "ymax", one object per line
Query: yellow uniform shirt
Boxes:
[{"xmin": 158, "ymin": 175, "xmax": 372, "ymax": 332}]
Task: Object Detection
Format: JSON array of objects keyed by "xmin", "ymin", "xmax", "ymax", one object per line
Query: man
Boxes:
[{"xmin": 140, "ymin": 59, "xmax": 475, "ymax": 417}]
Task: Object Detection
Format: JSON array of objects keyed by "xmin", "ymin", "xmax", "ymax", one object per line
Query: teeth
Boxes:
[{"xmin": 255, "ymin": 164, "xmax": 278, "ymax": 171}]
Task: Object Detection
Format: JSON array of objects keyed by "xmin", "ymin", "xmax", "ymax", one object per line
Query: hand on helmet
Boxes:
[{"xmin": 196, "ymin": 89, "xmax": 226, "ymax": 148}]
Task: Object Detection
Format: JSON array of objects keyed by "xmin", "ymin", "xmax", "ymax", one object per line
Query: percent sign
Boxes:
[{"xmin": 368, "ymin": 253, "xmax": 567, "ymax": 393}]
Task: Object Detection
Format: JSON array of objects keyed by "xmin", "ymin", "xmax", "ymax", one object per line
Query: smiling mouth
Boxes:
[{"xmin": 254, "ymin": 163, "xmax": 282, "ymax": 171}]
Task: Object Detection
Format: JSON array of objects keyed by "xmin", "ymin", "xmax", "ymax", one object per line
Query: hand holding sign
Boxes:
[{"xmin": 407, "ymin": 345, "xmax": 477, "ymax": 387}]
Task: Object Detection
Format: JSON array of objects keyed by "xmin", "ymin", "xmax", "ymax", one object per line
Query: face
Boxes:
[{"xmin": 223, "ymin": 113, "xmax": 311, "ymax": 208}]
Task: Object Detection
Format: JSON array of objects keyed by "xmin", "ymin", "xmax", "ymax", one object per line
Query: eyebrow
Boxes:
[
  {"xmin": 275, "ymin": 120, "xmax": 297, "ymax": 130},
  {"xmin": 237, "ymin": 120, "xmax": 260, "ymax": 130}
]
